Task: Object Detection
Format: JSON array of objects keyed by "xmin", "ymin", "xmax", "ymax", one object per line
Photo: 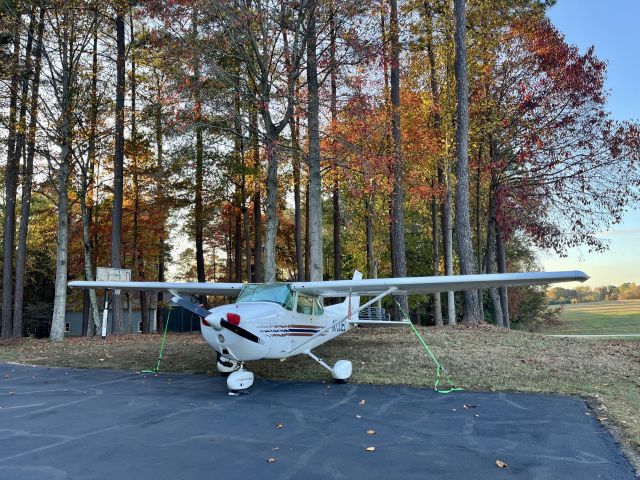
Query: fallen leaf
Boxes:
[
  {"xmin": 365, "ymin": 446, "xmax": 376, "ymax": 452},
  {"xmin": 276, "ymin": 423, "xmax": 284, "ymax": 429},
  {"xmin": 358, "ymin": 399, "xmax": 366, "ymax": 405},
  {"xmin": 267, "ymin": 457, "xmax": 277, "ymax": 463},
  {"xmin": 366, "ymin": 429, "xmax": 376, "ymax": 435},
  {"xmin": 496, "ymin": 460, "xmax": 508, "ymax": 468}
]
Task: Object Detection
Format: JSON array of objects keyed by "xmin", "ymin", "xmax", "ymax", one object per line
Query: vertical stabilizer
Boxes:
[{"xmin": 342, "ymin": 270, "xmax": 362, "ymax": 320}]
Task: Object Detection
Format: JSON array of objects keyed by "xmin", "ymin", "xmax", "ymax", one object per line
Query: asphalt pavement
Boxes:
[{"xmin": 0, "ymin": 362, "xmax": 636, "ymax": 479}]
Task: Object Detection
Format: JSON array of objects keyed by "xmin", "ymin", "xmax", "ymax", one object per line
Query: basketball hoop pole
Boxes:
[{"xmin": 101, "ymin": 290, "xmax": 109, "ymax": 338}]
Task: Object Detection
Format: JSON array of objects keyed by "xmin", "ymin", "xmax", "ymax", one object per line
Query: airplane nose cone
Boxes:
[{"xmin": 200, "ymin": 303, "xmax": 278, "ymax": 361}]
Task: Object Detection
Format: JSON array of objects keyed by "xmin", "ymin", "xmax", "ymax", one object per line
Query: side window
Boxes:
[
  {"xmin": 296, "ymin": 295, "xmax": 314, "ymax": 315},
  {"xmin": 284, "ymin": 291, "xmax": 294, "ymax": 311},
  {"xmin": 314, "ymin": 299, "xmax": 324, "ymax": 316}
]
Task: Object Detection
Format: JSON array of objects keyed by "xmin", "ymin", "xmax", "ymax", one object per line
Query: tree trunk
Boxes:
[
  {"xmin": 81, "ymin": 193, "xmax": 101, "ymax": 335},
  {"xmin": 425, "ymin": 6, "xmax": 442, "ymax": 326},
  {"xmin": 155, "ymin": 73, "xmax": 165, "ymax": 331},
  {"xmin": 14, "ymin": 7, "xmax": 43, "ymax": 337},
  {"xmin": 262, "ymin": 126, "xmax": 280, "ymax": 282},
  {"xmin": 442, "ymin": 162, "xmax": 456, "ymax": 324},
  {"xmin": 83, "ymin": 9, "xmax": 101, "ymax": 335},
  {"xmin": 431, "ymin": 196, "xmax": 443, "ymax": 325},
  {"xmin": 291, "ymin": 116, "xmax": 304, "ymax": 281},
  {"xmin": 50, "ymin": 30, "xmax": 73, "ymax": 342},
  {"xmin": 193, "ymin": 12, "xmax": 206, "ymax": 302},
  {"xmin": 233, "ymin": 76, "xmax": 251, "ymax": 282},
  {"xmin": 476, "ymin": 145, "xmax": 484, "ymax": 321},
  {"xmin": 454, "ymin": 0, "xmax": 482, "ymax": 324},
  {"xmin": 51, "ymin": 149, "xmax": 71, "ymax": 342},
  {"xmin": 241, "ymin": 153, "xmax": 252, "ymax": 283},
  {"xmin": 304, "ymin": 175, "xmax": 310, "ymax": 281},
  {"xmin": 496, "ymin": 222, "xmax": 510, "ymax": 329},
  {"xmin": 486, "ymin": 179, "xmax": 504, "ymax": 327},
  {"xmin": 330, "ymin": 1, "xmax": 341, "ymax": 280},
  {"xmin": 251, "ymin": 108, "xmax": 263, "ymax": 282},
  {"xmin": 365, "ymin": 197, "xmax": 376, "ymax": 280},
  {"xmin": 389, "ymin": 0, "xmax": 408, "ymax": 318},
  {"xmin": 111, "ymin": 7, "xmax": 126, "ymax": 333},
  {"xmin": 234, "ymin": 207, "xmax": 242, "ymax": 281},
  {"xmin": 130, "ymin": 14, "xmax": 148, "ymax": 333},
  {"xmin": 1, "ymin": 12, "xmax": 22, "ymax": 338},
  {"xmin": 307, "ymin": 8, "xmax": 323, "ymax": 282}
]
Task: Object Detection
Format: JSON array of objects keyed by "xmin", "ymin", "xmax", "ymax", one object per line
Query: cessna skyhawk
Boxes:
[{"xmin": 69, "ymin": 270, "xmax": 588, "ymax": 393}]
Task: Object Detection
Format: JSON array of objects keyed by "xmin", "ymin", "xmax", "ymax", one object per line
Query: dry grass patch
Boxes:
[{"xmin": 1, "ymin": 326, "xmax": 639, "ymax": 453}]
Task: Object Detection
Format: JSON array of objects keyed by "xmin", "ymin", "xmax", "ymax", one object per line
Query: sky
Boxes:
[{"xmin": 541, "ymin": 0, "xmax": 640, "ymax": 287}]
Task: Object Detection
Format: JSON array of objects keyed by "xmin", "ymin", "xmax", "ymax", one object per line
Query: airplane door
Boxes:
[{"xmin": 296, "ymin": 294, "xmax": 314, "ymax": 320}]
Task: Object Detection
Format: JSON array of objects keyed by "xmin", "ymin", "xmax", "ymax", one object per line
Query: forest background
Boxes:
[{"xmin": 1, "ymin": 0, "xmax": 639, "ymax": 340}]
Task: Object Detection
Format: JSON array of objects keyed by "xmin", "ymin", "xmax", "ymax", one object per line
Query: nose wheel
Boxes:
[{"xmin": 226, "ymin": 362, "xmax": 254, "ymax": 395}]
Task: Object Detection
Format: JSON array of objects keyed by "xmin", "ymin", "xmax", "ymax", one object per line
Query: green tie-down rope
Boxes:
[
  {"xmin": 395, "ymin": 300, "xmax": 463, "ymax": 394},
  {"xmin": 141, "ymin": 306, "xmax": 172, "ymax": 374}
]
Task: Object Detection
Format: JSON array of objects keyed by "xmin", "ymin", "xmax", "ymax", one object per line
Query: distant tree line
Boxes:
[
  {"xmin": 1, "ymin": 0, "xmax": 639, "ymax": 340},
  {"xmin": 547, "ymin": 283, "xmax": 640, "ymax": 305}
]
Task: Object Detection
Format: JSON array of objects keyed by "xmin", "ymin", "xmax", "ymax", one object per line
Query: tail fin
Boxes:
[{"xmin": 342, "ymin": 270, "xmax": 362, "ymax": 320}]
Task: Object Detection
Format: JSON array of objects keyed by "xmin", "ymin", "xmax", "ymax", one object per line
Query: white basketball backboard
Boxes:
[{"xmin": 96, "ymin": 267, "xmax": 131, "ymax": 282}]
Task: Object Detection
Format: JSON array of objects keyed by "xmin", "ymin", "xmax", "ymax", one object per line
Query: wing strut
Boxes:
[{"xmin": 286, "ymin": 287, "xmax": 398, "ymax": 356}]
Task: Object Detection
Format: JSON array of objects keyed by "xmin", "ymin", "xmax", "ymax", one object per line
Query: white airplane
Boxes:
[{"xmin": 69, "ymin": 270, "xmax": 588, "ymax": 393}]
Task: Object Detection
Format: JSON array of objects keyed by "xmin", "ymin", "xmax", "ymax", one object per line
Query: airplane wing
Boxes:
[
  {"xmin": 67, "ymin": 280, "xmax": 244, "ymax": 297},
  {"xmin": 290, "ymin": 271, "xmax": 589, "ymax": 297},
  {"xmin": 69, "ymin": 270, "xmax": 588, "ymax": 298}
]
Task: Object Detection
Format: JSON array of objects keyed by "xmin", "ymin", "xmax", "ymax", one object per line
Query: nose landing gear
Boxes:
[
  {"xmin": 226, "ymin": 363, "xmax": 254, "ymax": 395},
  {"xmin": 216, "ymin": 352, "xmax": 241, "ymax": 376}
]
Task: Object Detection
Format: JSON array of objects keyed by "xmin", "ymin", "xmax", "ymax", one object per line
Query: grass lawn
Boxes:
[
  {"xmin": 1, "ymin": 325, "xmax": 639, "ymax": 462},
  {"xmin": 542, "ymin": 300, "xmax": 640, "ymax": 335}
]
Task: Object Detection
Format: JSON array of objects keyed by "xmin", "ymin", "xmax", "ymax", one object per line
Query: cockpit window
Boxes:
[
  {"xmin": 237, "ymin": 284, "xmax": 294, "ymax": 310},
  {"xmin": 296, "ymin": 295, "xmax": 314, "ymax": 315}
]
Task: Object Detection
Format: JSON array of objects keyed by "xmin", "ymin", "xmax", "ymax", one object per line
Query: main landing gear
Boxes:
[{"xmin": 306, "ymin": 351, "xmax": 353, "ymax": 384}]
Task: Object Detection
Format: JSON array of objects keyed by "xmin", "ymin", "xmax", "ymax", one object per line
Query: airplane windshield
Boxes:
[{"xmin": 237, "ymin": 284, "xmax": 294, "ymax": 310}]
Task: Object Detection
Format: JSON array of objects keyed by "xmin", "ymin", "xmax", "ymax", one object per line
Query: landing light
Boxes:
[{"xmin": 226, "ymin": 312, "xmax": 241, "ymax": 326}]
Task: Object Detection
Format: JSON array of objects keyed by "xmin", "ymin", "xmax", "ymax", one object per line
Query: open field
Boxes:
[
  {"xmin": 542, "ymin": 300, "xmax": 640, "ymax": 335},
  {"xmin": 1, "ymin": 325, "xmax": 639, "ymax": 461}
]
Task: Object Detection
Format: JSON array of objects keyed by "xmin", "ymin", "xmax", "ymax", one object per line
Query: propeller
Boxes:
[
  {"xmin": 220, "ymin": 319, "xmax": 263, "ymax": 344},
  {"xmin": 170, "ymin": 294, "xmax": 264, "ymax": 345}
]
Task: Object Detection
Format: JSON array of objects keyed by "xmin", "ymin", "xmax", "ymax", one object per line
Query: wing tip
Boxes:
[{"xmin": 575, "ymin": 270, "xmax": 590, "ymax": 282}]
